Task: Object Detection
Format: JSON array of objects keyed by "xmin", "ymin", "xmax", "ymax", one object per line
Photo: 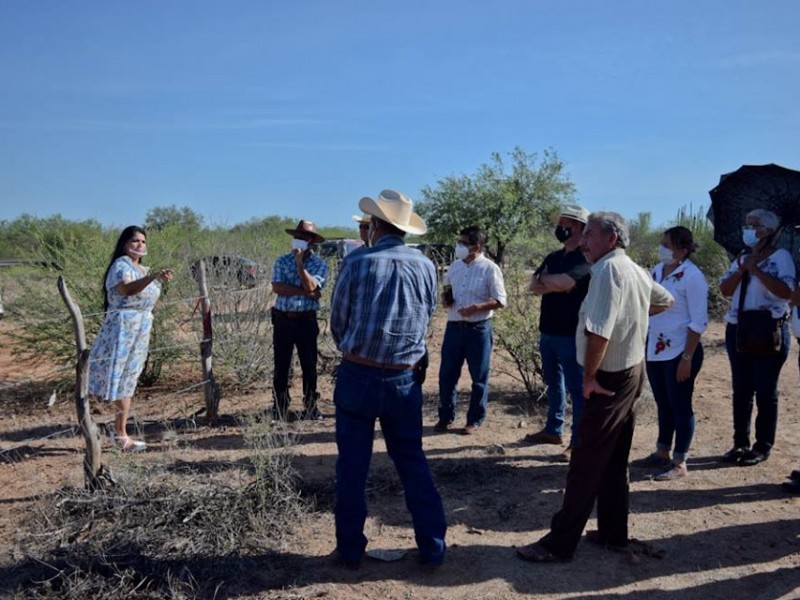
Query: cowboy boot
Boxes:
[
  {"xmin": 301, "ymin": 391, "xmax": 322, "ymax": 420},
  {"xmin": 272, "ymin": 390, "xmax": 291, "ymax": 421}
]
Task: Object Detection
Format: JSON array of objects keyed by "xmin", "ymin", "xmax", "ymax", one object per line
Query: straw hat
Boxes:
[
  {"xmin": 559, "ymin": 204, "xmax": 590, "ymax": 224},
  {"xmin": 284, "ymin": 220, "xmax": 325, "ymax": 244},
  {"xmin": 358, "ymin": 190, "xmax": 427, "ymax": 235}
]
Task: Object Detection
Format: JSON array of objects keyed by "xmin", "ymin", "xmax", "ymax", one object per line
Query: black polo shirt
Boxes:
[{"xmin": 537, "ymin": 248, "xmax": 591, "ymax": 336}]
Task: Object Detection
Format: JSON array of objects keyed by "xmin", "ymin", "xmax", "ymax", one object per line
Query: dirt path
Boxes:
[{"xmin": 1, "ymin": 319, "xmax": 799, "ymax": 599}]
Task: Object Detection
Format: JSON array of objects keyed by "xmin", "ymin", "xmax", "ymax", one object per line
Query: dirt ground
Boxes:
[{"xmin": 1, "ymin": 315, "xmax": 800, "ymax": 599}]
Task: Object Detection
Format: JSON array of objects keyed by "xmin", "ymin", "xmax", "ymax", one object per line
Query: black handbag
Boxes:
[{"xmin": 735, "ymin": 272, "xmax": 783, "ymax": 355}]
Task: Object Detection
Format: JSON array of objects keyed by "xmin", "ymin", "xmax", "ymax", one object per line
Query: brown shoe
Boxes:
[
  {"xmin": 463, "ymin": 423, "xmax": 481, "ymax": 435},
  {"xmin": 524, "ymin": 430, "xmax": 563, "ymax": 445},
  {"xmin": 555, "ymin": 445, "xmax": 572, "ymax": 463},
  {"xmin": 433, "ymin": 420, "xmax": 453, "ymax": 433}
]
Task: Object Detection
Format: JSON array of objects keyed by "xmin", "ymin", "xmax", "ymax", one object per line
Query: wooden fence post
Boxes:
[
  {"xmin": 57, "ymin": 276, "xmax": 109, "ymax": 490},
  {"xmin": 196, "ymin": 260, "xmax": 220, "ymax": 422}
]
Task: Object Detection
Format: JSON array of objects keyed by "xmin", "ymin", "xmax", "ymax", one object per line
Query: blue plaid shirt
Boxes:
[
  {"xmin": 271, "ymin": 251, "xmax": 329, "ymax": 312},
  {"xmin": 331, "ymin": 235, "xmax": 436, "ymax": 365}
]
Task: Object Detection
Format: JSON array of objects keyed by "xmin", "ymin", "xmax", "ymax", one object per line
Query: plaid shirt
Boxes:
[
  {"xmin": 271, "ymin": 251, "xmax": 329, "ymax": 312},
  {"xmin": 331, "ymin": 235, "xmax": 436, "ymax": 365}
]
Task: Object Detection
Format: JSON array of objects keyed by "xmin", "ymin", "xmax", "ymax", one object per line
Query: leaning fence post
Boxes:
[
  {"xmin": 196, "ymin": 259, "xmax": 220, "ymax": 422},
  {"xmin": 57, "ymin": 276, "xmax": 108, "ymax": 490}
]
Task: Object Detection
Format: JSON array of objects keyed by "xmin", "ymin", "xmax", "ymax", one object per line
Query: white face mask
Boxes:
[
  {"xmin": 742, "ymin": 227, "xmax": 759, "ymax": 248},
  {"xmin": 128, "ymin": 248, "xmax": 148, "ymax": 257},
  {"xmin": 292, "ymin": 238, "xmax": 309, "ymax": 252},
  {"xmin": 454, "ymin": 243, "xmax": 470, "ymax": 260},
  {"xmin": 658, "ymin": 244, "xmax": 675, "ymax": 265}
]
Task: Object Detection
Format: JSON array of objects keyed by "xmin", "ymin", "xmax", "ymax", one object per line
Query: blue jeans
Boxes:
[
  {"xmin": 645, "ymin": 346, "xmax": 703, "ymax": 461},
  {"xmin": 725, "ymin": 322, "xmax": 790, "ymax": 454},
  {"xmin": 438, "ymin": 320, "xmax": 493, "ymax": 426},
  {"xmin": 540, "ymin": 333, "xmax": 585, "ymax": 444},
  {"xmin": 334, "ymin": 360, "xmax": 447, "ymax": 567}
]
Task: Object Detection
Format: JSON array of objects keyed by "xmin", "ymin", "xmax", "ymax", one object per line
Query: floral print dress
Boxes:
[{"xmin": 88, "ymin": 256, "xmax": 161, "ymax": 401}]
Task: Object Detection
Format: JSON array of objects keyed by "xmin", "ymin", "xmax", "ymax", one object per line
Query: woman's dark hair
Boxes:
[
  {"xmin": 663, "ymin": 226, "xmax": 697, "ymax": 258},
  {"xmin": 102, "ymin": 226, "xmax": 146, "ymax": 311}
]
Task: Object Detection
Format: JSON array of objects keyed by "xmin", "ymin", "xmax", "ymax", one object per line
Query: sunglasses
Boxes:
[{"xmin": 359, "ymin": 224, "xmax": 370, "ymax": 230}]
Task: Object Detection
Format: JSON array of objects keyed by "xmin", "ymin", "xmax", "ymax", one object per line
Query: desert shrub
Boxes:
[
  {"xmin": 12, "ymin": 418, "xmax": 305, "ymax": 599},
  {"xmin": 493, "ymin": 255, "xmax": 545, "ymax": 401}
]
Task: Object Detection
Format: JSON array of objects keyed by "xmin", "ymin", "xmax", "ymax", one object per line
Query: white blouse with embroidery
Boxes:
[{"xmin": 647, "ymin": 259, "xmax": 709, "ymax": 362}]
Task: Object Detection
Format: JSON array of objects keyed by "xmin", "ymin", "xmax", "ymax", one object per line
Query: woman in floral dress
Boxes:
[
  {"xmin": 88, "ymin": 226, "xmax": 172, "ymax": 452},
  {"xmin": 636, "ymin": 226, "xmax": 708, "ymax": 480}
]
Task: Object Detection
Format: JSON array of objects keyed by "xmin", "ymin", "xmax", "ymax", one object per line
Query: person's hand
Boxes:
[
  {"xmin": 155, "ymin": 269, "xmax": 173, "ymax": 283},
  {"xmin": 293, "ymin": 248, "xmax": 304, "ymax": 262},
  {"xmin": 307, "ymin": 288, "xmax": 321, "ymax": 300},
  {"xmin": 741, "ymin": 254, "xmax": 761, "ymax": 274},
  {"xmin": 583, "ymin": 376, "xmax": 614, "ymax": 400},
  {"xmin": 676, "ymin": 358, "xmax": 692, "ymax": 382},
  {"xmin": 458, "ymin": 304, "xmax": 479, "ymax": 317}
]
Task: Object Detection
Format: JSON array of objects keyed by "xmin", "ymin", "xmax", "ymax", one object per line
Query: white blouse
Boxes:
[
  {"xmin": 720, "ymin": 248, "xmax": 795, "ymax": 324},
  {"xmin": 646, "ymin": 259, "xmax": 708, "ymax": 362}
]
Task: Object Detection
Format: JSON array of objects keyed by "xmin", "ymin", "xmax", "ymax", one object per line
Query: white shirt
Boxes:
[
  {"xmin": 444, "ymin": 253, "xmax": 507, "ymax": 322},
  {"xmin": 720, "ymin": 248, "xmax": 795, "ymax": 324},
  {"xmin": 646, "ymin": 259, "xmax": 709, "ymax": 362},
  {"xmin": 576, "ymin": 249, "xmax": 673, "ymax": 372}
]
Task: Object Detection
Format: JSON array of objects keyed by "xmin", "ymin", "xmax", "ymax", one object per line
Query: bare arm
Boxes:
[{"xmin": 116, "ymin": 269, "xmax": 172, "ymax": 297}]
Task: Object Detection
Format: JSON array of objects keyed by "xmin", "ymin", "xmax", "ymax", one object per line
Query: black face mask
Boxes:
[{"xmin": 555, "ymin": 225, "xmax": 572, "ymax": 243}]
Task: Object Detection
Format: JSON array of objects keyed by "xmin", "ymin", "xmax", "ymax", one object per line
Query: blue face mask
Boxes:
[{"xmin": 742, "ymin": 228, "xmax": 759, "ymax": 248}]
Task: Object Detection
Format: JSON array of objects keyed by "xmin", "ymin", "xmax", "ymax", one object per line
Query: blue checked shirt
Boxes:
[
  {"xmin": 271, "ymin": 251, "xmax": 329, "ymax": 312},
  {"xmin": 331, "ymin": 235, "xmax": 436, "ymax": 365}
]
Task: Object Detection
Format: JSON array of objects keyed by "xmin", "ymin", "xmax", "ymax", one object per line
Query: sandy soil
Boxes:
[{"xmin": 1, "ymin": 316, "xmax": 800, "ymax": 599}]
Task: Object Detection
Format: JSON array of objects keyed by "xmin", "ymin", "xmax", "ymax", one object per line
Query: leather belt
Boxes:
[
  {"xmin": 449, "ymin": 319, "xmax": 489, "ymax": 328},
  {"xmin": 275, "ymin": 309, "xmax": 317, "ymax": 320},
  {"xmin": 343, "ymin": 353, "xmax": 416, "ymax": 370}
]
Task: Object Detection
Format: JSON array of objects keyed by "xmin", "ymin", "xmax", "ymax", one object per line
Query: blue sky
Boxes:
[{"xmin": 1, "ymin": 0, "xmax": 798, "ymax": 230}]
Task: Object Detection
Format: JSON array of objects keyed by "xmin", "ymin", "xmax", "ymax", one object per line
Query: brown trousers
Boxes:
[{"xmin": 540, "ymin": 362, "xmax": 645, "ymax": 559}]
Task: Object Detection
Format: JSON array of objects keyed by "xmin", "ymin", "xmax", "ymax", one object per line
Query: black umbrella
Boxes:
[{"xmin": 707, "ymin": 163, "xmax": 800, "ymax": 261}]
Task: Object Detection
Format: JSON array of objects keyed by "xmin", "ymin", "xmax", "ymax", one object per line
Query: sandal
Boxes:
[
  {"xmin": 119, "ymin": 436, "xmax": 147, "ymax": 453},
  {"xmin": 632, "ymin": 452, "xmax": 671, "ymax": 468},
  {"xmin": 516, "ymin": 542, "xmax": 569, "ymax": 563},
  {"xmin": 585, "ymin": 530, "xmax": 628, "ymax": 552},
  {"xmin": 653, "ymin": 463, "xmax": 687, "ymax": 481}
]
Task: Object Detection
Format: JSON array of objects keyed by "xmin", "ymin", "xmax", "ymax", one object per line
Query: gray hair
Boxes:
[
  {"xmin": 746, "ymin": 209, "xmax": 780, "ymax": 231},
  {"xmin": 588, "ymin": 211, "xmax": 630, "ymax": 249}
]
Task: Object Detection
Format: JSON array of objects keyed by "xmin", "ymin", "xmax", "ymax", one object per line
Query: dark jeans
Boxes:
[
  {"xmin": 645, "ymin": 346, "xmax": 703, "ymax": 461},
  {"xmin": 438, "ymin": 320, "xmax": 493, "ymax": 426},
  {"xmin": 724, "ymin": 322, "xmax": 790, "ymax": 454},
  {"xmin": 540, "ymin": 332, "xmax": 585, "ymax": 444},
  {"xmin": 272, "ymin": 310, "xmax": 319, "ymax": 411},
  {"xmin": 334, "ymin": 360, "xmax": 447, "ymax": 566},
  {"xmin": 539, "ymin": 362, "xmax": 644, "ymax": 559}
]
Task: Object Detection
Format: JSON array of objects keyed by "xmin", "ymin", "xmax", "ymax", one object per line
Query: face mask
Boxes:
[
  {"xmin": 658, "ymin": 245, "xmax": 675, "ymax": 265},
  {"xmin": 454, "ymin": 243, "xmax": 470, "ymax": 260},
  {"xmin": 555, "ymin": 225, "xmax": 572, "ymax": 243},
  {"xmin": 292, "ymin": 238, "xmax": 309, "ymax": 252},
  {"xmin": 742, "ymin": 228, "xmax": 759, "ymax": 248},
  {"xmin": 128, "ymin": 248, "xmax": 148, "ymax": 257}
]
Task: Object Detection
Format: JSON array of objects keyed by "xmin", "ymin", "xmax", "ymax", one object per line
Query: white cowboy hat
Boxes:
[
  {"xmin": 559, "ymin": 204, "xmax": 590, "ymax": 224},
  {"xmin": 358, "ymin": 189, "xmax": 427, "ymax": 235},
  {"xmin": 351, "ymin": 213, "xmax": 372, "ymax": 224}
]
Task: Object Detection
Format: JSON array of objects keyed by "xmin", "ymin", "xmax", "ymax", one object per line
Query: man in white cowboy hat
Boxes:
[
  {"xmin": 270, "ymin": 220, "xmax": 330, "ymax": 420},
  {"xmin": 330, "ymin": 189, "xmax": 446, "ymax": 569},
  {"xmin": 525, "ymin": 204, "xmax": 591, "ymax": 461},
  {"xmin": 434, "ymin": 225, "xmax": 506, "ymax": 435},
  {"xmin": 351, "ymin": 213, "xmax": 371, "ymax": 246}
]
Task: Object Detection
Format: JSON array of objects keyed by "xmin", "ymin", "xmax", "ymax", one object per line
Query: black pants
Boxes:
[
  {"xmin": 540, "ymin": 362, "xmax": 645, "ymax": 559},
  {"xmin": 272, "ymin": 310, "xmax": 319, "ymax": 412}
]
